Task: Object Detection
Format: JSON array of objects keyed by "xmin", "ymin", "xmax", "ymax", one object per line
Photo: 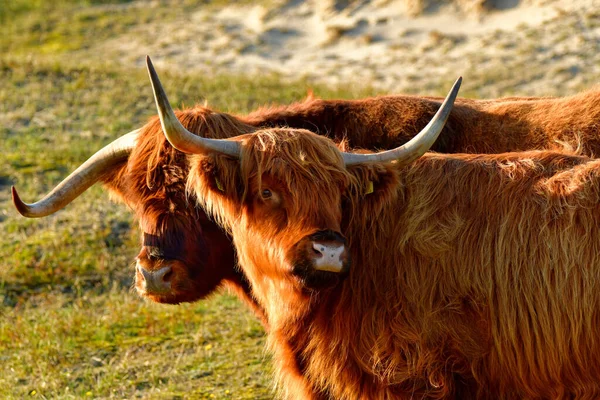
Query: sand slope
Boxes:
[{"xmin": 91, "ymin": 0, "xmax": 600, "ymax": 96}]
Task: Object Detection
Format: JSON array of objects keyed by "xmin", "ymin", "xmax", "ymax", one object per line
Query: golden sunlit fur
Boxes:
[
  {"xmin": 246, "ymin": 88, "xmax": 600, "ymax": 156},
  {"xmin": 187, "ymin": 127, "xmax": 600, "ymax": 399},
  {"xmin": 103, "ymin": 107, "xmax": 260, "ymax": 309},
  {"xmin": 99, "ymin": 88, "xmax": 600, "ymax": 397},
  {"xmin": 102, "ymin": 88, "xmax": 600, "ymax": 308}
]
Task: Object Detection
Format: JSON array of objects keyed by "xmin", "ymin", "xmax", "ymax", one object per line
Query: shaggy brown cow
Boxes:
[
  {"xmin": 12, "ymin": 57, "xmax": 600, "ymax": 310},
  {"xmin": 155, "ymin": 70, "xmax": 600, "ymax": 399}
]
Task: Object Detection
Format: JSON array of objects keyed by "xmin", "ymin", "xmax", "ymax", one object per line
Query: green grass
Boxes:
[
  {"xmin": 0, "ymin": 289, "xmax": 270, "ymax": 399},
  {"xmin": 0, "ymin": 1, "xmax": 177, "ymax": 55},
  {"xmin": 0, "ymin": 0, "xmax": 279, "ymax": 56}
]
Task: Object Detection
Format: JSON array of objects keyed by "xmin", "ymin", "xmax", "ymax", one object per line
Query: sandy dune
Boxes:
[{"xmin": 91, "ymin": 0, "xmax": 599, "ymax": 96}]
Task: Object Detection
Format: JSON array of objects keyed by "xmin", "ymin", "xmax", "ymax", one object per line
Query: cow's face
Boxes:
[
  {"xmin": 190, "ymin": 129, "xmax": 354, "ymax": 290},
  {"xmin": 119, "ymin": 136, "xmax": 239, "ymax": 305},
  {"xmin": 133, "ymin": 206, "xmax": 229, "ymax": 304}
]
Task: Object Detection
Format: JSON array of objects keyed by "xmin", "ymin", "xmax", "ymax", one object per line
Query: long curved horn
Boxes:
[
  {"xmin": 146, "ymin": 56, "xmax": 241, "ymax": 157},
  {"xmin": 342, "ymin": 77, "xmax": 462, "ymax": 166},
  {"xmin": 12, "ymin": 129, "xmax": 140, "ymax": 218}
]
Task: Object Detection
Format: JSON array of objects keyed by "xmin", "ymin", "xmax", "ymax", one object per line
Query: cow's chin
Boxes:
[
  {"xmin": 139, "ymin": 290, "xmax": 205, "ymax": 305},
  {"xmin": 291, "ymin": 258, "xmax": 350, "ymax": 290}
]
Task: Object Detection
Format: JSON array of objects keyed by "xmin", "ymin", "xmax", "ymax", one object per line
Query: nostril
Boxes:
[
  {"xmin": 309, "ymin": 241, "xmax": 346, "ymax": 273},
  {"xmin": 154, "ymin": 266, "xmax": 172, "ymax": 282},
  {"xmin": 312, "ymin": 244, "xmax": 324, "ymax": 258},
  {"xmin": 136, "ymin": 264, "xmax": 172, "ymax": 293},
  {"xmin": 161, "ymin": 267, "xmax": 173, "ymax": 283}
]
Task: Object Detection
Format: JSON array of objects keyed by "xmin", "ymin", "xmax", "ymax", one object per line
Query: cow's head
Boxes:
[
  {"xmin": 193, "ymin": 127, "xmax": 355, "ymax": 291},
  {"xmin": 147, "ymin": 55, "xmax": 461, "ymax": 293},
  {"xmin": 11, "ymin": 100, "xmax": 249, "ymax": 306},
  {"xmin": 122, "ymin": 139, "xmax": 237, "ymax": 304}
]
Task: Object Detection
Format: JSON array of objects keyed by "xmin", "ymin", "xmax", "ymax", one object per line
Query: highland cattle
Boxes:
[
  {"xmin": 13, "ymin": 58, "xmax": 600, "ymax": 314},
  {"xmin": 155, "ymin": 68, "xmax": 600, "ymax": 399}
]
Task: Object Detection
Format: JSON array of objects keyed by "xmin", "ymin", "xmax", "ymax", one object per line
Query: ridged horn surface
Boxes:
[
  {"xmin": 12, "ymin": 129, "xmax": 139, "ymax": 218},
  {"xmin": 342, "ymin": 77, "xmax": 462, "ymax": 166},
  {"xmin": 146, "ymin": 56, "xmax": 240, "ymax": 157}
]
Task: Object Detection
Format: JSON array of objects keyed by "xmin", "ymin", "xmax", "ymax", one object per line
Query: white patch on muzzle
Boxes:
[{"xmin": 312, "ymin": 242, "xmax": 345, "ymax": 273}]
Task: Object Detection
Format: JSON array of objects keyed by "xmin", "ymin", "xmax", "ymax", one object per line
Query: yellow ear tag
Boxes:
[
  {"xmin": 365, "ymin": 180, "xmax": 374, "ymax": 195},
  {"xmin": 215, "ymin": 177, "xmax": 224, "ymax": 192}
]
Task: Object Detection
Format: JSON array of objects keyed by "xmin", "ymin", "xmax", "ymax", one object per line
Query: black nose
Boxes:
[{"xmin": 308, "ymin": 230, "xmax": 346, "ymax": 244}]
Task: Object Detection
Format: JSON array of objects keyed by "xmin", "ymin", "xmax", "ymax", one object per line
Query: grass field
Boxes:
[
  {"xmin": 1, "ymin": 0, "xmax": 597, "ymax": 398},
  {"xmin": 0, "ymin": 56, "xmax": 278, "ymax": 400},
  {"xmin": 0, "ymin": 2, "xmax": 382, "ymax": 398}
]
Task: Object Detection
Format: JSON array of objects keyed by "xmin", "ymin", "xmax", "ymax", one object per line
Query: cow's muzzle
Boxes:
[
  {"xmin": 291, "ymin": 230, "xmax": 350, "ymax": 289},
  {"xmin": 136, "ymin": 261, "xmax": 173, "ymax": 295},
  {"xmin": 306, "ymin": 230, "xmax": 349, "ymax": 273}
]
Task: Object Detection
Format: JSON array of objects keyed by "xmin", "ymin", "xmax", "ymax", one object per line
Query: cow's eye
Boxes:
[{"xmin": 261, "ymin": 189, "xmax": 272, "ymax": 199}]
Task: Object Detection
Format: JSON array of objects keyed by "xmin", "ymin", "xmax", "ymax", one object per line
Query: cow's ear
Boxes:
[
  {"xmin": 196, "ymin": 154, "xmax": 243, "ymax": 203},
  {"xmin": 100, "ymin": 162, "xmax": 130, "ymax": 205},
  {"xmin": 345, "ymin": 163, "xmax": 400, "ymax": 213}
]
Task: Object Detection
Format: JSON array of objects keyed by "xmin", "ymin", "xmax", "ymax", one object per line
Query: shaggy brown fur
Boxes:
[
  {"xmin": 93, "ymin": 88, "xmax": 600, "ymax": 397},
  {"xmin": 103, "ymin": 107, "xmax": 260, "ymax": 312},
  {"xmin": 246, "ymin": 89, "xmax": 600, "ymax": 156},
  {"xmin": 105, "ymin": 88, "xmax": 600, "ymax": 307},
  {"xmin": 186, "ymin": 127, "xmax": 600, "ymax": 399}
]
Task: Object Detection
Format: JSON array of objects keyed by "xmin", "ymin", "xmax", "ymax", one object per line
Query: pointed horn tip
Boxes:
[
  {"xmin": 146, "ymin": 56, "xmax": 156, "ymax": 78},
  {"xmin": 449, "ymin": 76, "xmax": 462, "ymax": 93},
  {"xmin": 454, "ymin": 76, "xmax": 462, "ymax": 90},
  {"xmin": 11, "ymin": 186, "xmax": 29, "ymax": 217},
  {"xmin": 11, "ymin": 185, "xmax": 20, "ymax": 203}
]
